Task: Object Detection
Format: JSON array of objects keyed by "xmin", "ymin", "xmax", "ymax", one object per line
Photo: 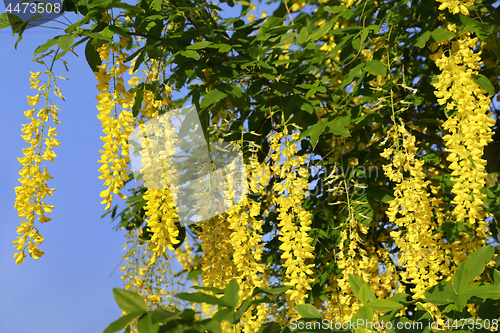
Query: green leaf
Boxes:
[
  {"xmin": 366, "ymin": 299, "xmax": 403, "ymax": 312},
  {"xmin": 0, "ymin": 13, "xmax": 22, "ymax": 30},
  {"xmin": 200, "ymin": 89, "xmax": 227, "ymax": 108},
  {"xmin": 324, "ymin": 6, "xmax": 347, "ymax": 14},
  {"xmin": 149, "ymin": 309, "xmax": 178, "ymax": 324},
  {"xmin": 132, "ymin": 87, "xmax": 144, "ymax": 117},
  {"xmin": 493, "ymin": 269, "xmax": 500, "ymax": 285},
  {"xmin": 422, "ymin": 153, "xmax": 440, "ymax": 165},
  {"xmin": 424, "ymin": 280, "xmax": 469, "ymax": 310},
  {"xmin": 134, "ymin": 48, "xmax": 148, "ymax": 72},
  {"xmin": 431, "ymin": 28, "xmax": 455, "ymax": 43},
  {"xmin": 453, "ymin": 245, "xmax": 495, "ymax": 293},
  {"xmin": 34, "ymin": 38, "xmax": 59, "ymax": 57},
  {"xmin": 296, "ymin": 304, "xmax": 322, "ymax": 319},
  {"xmin": 297, "ymin": 27, "xmax": 308, "ymax": 44},
  {"xmin": 260, "ymin": 16, "xmax": 285, "ymax": 33},
  {"xmin": 179, "ymin": 308, "xmax": 196, "ymax": 321},
  {"xmin": 214, "ymin": 43, "xmax": 232, "ymax": 53},
  {"xmin": 473, "ymin": 74, "xmax": 496, "ymax": 96},
  {"xmin": 211, "ymin": 307, "xmax": 234, "ymax": 325},
  {"xmin": 296, "ymin": 122, "xmax": 328, "ymax": 145},
  {"xmin": 108, "ymin": 2, "xmax": 145, "ymax": 13},
  {"xmin": 365, "ymin": 187, "xmax": 394, "ymax": 203},
  {"xmin": 187, "ymin": 41, "xmax": 214, "ymax": 50},
  {"xmin": 358, "ymin": 284, "xmax": 371, "ymax": 305},
  {"xmin": 352, "ymin": 306, "xmax": 374, "ymax": 328},
  {"xmin": 103, "ymin": 312, "xmax": 143, "ymax": 333},
  {"xmin": 113, "ymin": 288, "xmax": 148, "ymax": 314},
  {"xmin": 187, "ymin": 269, "xmax": 201, "ymax": 281},
  {"xmin": 461, "ymin": 283, "xmax": 500, "ymax": 300},
  {"xmin": 137, "ymin": 312, "xmax": 159, "ymax": 333},
  {"xmin": 257, "ymin": 322, "xmax": 281, "ymax": 333},
  {"xmin": 55, "ymin": 50, "xmax": 69, "ymax": 61},
  {"xmin": 191, "ymin": 286, "xmax": 225, "ymax": 294},
  {"xmin": 175, "ymin": 292, "xmax": 227, "ymax": 306},
  {"xmin": 222, "ymin": 279, "xmax": 239, "ymax": 308},
  {"xmin": 180, "ymin": 50, "xmax": 200, "ymax": 59},
  {"xmin": 352, "ymin": 27, "xmax": 370, "ymax": 50},
  {"xmin": 415, "ymin": 30, "xmax": 432, "ymax": 48},
  {"xmin": 65, "ymin": 14, "xmax": 93, "ymax": 33},
  {"xmin": 307, "ymin": 20, "xmax": 335, "ymax": 43},
  {"xmin": 100, "ymin": 26, "xmax": 115, "ymax": 40},
  {"xmin": 327, "ymin": 121, "xmax": 350, "ymax": 137},
  {"xmin": 248, "ymin": 286, "xmax": 294, "ymax": 298},
  {"xmin": 58, "ymin": 34, "xmax": 75, "ymax": 52},
  {"xmin": 340, "ymin": 63, "xmax": 364, "ymax": 90},
  {"xmin": 349, "ymin": 274, "xmax": 376, "ymax": 305},
  {"xmin": 85, "ymin": 39, "xmax": 103, "ymax": 73},
  {"xmin": 82, "ymin": 31, "xmax": 113, "ymax": 42},
  {"xmin": 459, "ymin": 15, "xmax": 491, "ymax": 40},
  {"xmin": 364, "ymin": 60, "xmax": 386, "ymax": 76},
  {"xmin": 153, "ymin": 0, "xmax": 162, "ymax": 11},
  {"xmin": 108, "ymin": 25, "xmax": 131, "ymax": 39}
]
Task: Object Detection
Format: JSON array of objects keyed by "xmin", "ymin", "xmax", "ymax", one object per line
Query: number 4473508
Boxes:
[{"xmin": 5, "ymin": 2, "xmax": 61, "ymax": 14}]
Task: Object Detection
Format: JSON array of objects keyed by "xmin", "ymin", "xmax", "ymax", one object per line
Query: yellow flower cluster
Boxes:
[
  {"xmin": 199, "ymin": 216, "xmax": 237, "ymax": 289},
  {"xmin": 329, "ymin": 216, "xmax": 372, "ymax": 322},
  {"xmin": 269, "ymin": 128, "xmax": 315, "ymax": 312},
  {"xmin": 224, "ymin": 154, "xmax": 271, "ymax": 333},
  {"xmin": 174, "ymin": 238, "xmax": 200, "ymax": 273},
  {"xmin": 120, "ymin": 230, "xmax": 175, "ymax": 309},
  {"xmin": 289, "ymin": 0, "xmax": 306, "ymax": 12},
  {"xmin": 430, "ymin": 31, "xmax": 495, "ymax": 248},
  {"xmin": 341, "ymin": 0, "xmax": 356, "ymax": 8},
  {"xmin": 135, "ymin": 104, "xmax": 180, "ymax": 263},
  {"xmin": 142, "ymin": 188, "xmax": 180, "ymax": 263},
  {"xmin": 95, "ymin": 45, "xmax": 136, "ymax": 210},
  {"xmin": 13, "ymin": 69, "xmax": 63, "ymax": 264},
  {"xmin": 381, "ymin": 123, "xmax": 449, "ymax": 299},
  {"xmin": 436, "ymin": 0, "xmax": 473, "ymax": 15}
]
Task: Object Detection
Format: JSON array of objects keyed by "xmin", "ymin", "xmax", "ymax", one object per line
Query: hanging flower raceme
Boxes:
[
  {"xmin": 225, "ymin": 152, "xmax": 270, "ymax": 333},
  {"xmin": 381, "ymin": 122, "xmax": 449, "ymax": 299},
  {"xmin": 120, "ymin": 229, "xmax": 175, "ymax": 310},
  {"xmin": 269, "ymin": 128, "xmax": 315, "ymax": 313},
  {"xmin": 430, "ymin": 26, "xmax": 495, "ymax": 254},
  {"xmin": 13, "ymin": 68, "xmax": 64, "ymax": 264},
  {"xmin": 95, "ymin": 45, "xmax": 136, "ymax": 210},
  {"xmin": 134, "ymin": 94, "xmax": 180, "ymax": 263},
  {"xmin": 323, "ymin": 161, "xmax": 385, "ymax": 323}
]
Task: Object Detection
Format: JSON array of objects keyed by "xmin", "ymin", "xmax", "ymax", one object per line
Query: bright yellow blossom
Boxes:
[{"xmin": 14, "ymin": 66, "xmax": 63, "ymax": 264}]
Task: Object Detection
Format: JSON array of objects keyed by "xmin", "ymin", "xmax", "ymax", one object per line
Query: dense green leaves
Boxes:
[{"xmin": 106, "ymin": 280, "xmax": 294, "ymax": 333}]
